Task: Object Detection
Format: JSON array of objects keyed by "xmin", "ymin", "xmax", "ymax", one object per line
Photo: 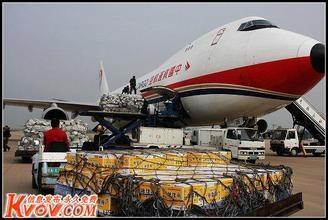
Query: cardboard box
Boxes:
[
  {"xmin": 187, "ymin": 151, "xmax": 230, "ymax": 166},
  {"xmin": 159, "ymin": 178, "xmax": 233, "ymax": 210},
  {"xmin": 119, "ymin": 154, "xmax": 167, "ymax": 173},
  {"xmin": 65, "ymin": 152, "xmax": 76, "ymax": 165},
  {"xmin": 268, "ymin": 170, "xmax": 284, "ymax": 185},
  {"xmin": 160, "ymin": 151, "xmax": 188, "ymax": 167},
  {"xmin": 86, "ymin": 153, "xmax": 119, "ymax": 177},
  {"xmin": 136, "ymin": 181, "xmax": 154, "ymax": 202},
  {"xmin": 97, "ymin": 194, "xmax": 117, "ymax": 216}
]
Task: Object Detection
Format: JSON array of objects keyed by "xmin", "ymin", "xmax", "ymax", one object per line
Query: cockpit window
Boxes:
[{"xmin": 238, "ymin": 19, "xmax": 278, "ymax": 31}]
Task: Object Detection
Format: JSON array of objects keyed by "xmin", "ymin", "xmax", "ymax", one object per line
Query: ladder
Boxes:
[{"xmin": 285, "ymin": 96, "xmax": 325, "ymax": 145}]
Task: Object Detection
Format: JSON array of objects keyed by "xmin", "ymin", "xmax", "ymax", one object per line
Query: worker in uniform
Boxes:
[
  {"xmin": 129, "ymin": 76, "xmax": 137, "ymax": 94},
  {"xmin": 3, "ymin": 125, "xmax": 11, "ymax": 152},
  {"xmin": 94, "ymin": 124, "xmax": 107, "ymax": 147},
  {"xmin": 122, "ymin": 85, "xmax": 130, "ymax": 94},
  {"xmin": 43, "ymin": 118, "xmax": 69, "ymax": 152}
]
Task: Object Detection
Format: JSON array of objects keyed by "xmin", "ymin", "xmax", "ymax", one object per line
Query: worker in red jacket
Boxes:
[{"xmin": 43, "ymin": 118, "xmax": 69, "ymax": 152}]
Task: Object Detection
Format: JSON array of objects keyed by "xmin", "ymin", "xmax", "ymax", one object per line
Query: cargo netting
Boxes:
[{"xmin": 56, "ymin": 149, "xmax": 293, "ymax": 217}]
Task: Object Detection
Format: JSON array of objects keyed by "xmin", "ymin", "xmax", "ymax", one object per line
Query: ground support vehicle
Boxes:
[
  {"xmin": 191, "ymin": 127, "xmax": 265, "ymax": 162},
  {"xmin": 32, "ymin": 146, "xmax": 68, "ymax": 193},
  {"xmin": 270, "ymin": 128, "xmax": 325, "ymax": 156}
]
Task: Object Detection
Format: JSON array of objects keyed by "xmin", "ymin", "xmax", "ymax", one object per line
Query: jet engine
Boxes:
[
  {"xmin": 256, "ymin": 119, "xmax": 268, "ymax": 133},
  {"xmin": 239, "ymin": 117, "xmax": 268, "ymax": 133},
  {"xmin": 41, "ymin": 103, "xmax": 69, "ymax": 120}
]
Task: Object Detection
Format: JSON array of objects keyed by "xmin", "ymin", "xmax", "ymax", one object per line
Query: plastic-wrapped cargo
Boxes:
[
  {"xmin": 99, "ymin": 93, "xmax": 145, "ymax": 113},
  {"xmin": 19, "ymin": 118, "xmax": 89, "ymax": 150}
]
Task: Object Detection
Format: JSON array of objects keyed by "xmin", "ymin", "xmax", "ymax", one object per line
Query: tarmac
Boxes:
[{"xmin": 2, "ymin": 131, "xmax": 326, "ymax": 217}]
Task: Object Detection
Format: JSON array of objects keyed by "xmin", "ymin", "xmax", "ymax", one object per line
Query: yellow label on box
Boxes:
[
  {"xmin": 268, "ymin": 170, "xmax": 283, "ymax": 184},
  {"xmin": 120, "ymin": 154, "xmax": 167, "ymax": 172},
  {"xmin": 187, "ymin": 151, "xmax": 230, "ymax": 166},
  {"xmin": 88, "ymin": 154, "xmax": 119, "ymax": 168},
  {"xmin": 97, "ymin": 193, "xmax": 117, "ymax": 215},
  {"xmin": 160, "ymin": 182, "xmax": 210, "ymax": 208},
  {"xmin": 161, "ymin": 152, "xmax": 188, "ymax": 167},
  {"xmin": 65, "ymin": 152, "xmax": 76, "ymax": 164},
  {"xmin": 137, "ymin": 181, "xmax": 154, "ymax": 201}
]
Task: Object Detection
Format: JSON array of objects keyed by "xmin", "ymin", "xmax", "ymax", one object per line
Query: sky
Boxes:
[{"xmin": 2, "ymin": 2, "xmax": 326, "ymax": 130}]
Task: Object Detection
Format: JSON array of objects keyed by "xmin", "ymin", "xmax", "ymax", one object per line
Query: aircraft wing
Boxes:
[{"xmin": 3, "ymin": 98, "xmax": 100, "ymax": 112}]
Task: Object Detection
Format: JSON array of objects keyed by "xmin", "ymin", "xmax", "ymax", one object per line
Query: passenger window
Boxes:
[{"xmin": 287, "ymin": 131, "xmax": 295, "ymax": 139}]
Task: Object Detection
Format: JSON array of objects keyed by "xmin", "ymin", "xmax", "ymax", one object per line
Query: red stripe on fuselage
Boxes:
[{"xmin": 142, "ymin": 57, "xmax": 323, "ymax": 98}]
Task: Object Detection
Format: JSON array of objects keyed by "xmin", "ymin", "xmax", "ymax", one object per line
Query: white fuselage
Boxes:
[{"xmin": 112, "ymin": 16, "xmax": 324, "ymax": 126}]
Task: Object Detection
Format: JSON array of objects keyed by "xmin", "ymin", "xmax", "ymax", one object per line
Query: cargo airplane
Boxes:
[{"xmin": 4, "ymin": 16, "xmax": 325, "ymax": 132}]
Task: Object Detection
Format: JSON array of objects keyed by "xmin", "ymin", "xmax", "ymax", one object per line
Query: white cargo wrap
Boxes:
[
  {"xmin": 20, "ymin": 118, "xmax": 89, "ymax": 150},
  {"xmin": 99, "ymin": 93, "xmax": 144, "ymax": 113}
]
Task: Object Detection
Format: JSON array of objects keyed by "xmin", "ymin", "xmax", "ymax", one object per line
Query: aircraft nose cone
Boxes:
[{"xmin": 310, "ymin": 43, "xmax": 325, "ymax": 74}]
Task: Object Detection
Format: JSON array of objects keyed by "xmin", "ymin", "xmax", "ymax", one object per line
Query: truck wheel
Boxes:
[
  {"xmin": 313, "ymin": 152, "xmax": 322, "ymax": 157},
  {"xmin": 32, "ymin": 164, "xmax": 37, "ymax": 189},
  {"xmin": 22, "ymin": 157, "xmax": 31, "ymax": 163},
  {"xmin": 290, "ymin": 148, "xmax": 299, "ymax": 156},
  {"xmin": 276, "ymin": 149, "xmax": 284, "ymax": 156},
  {"xmin": 37, "ymin": 164, "xmax": 44, "ymax": 194},
  {"xmin": 247, "ymin": 160, "xmax": 256, "ymax": 164},
  {"xmin": 149, "ymin": 146, "xmax": 159, "ymax": 149}
]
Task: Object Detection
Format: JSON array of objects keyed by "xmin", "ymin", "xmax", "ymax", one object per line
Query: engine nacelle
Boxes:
[
  {"xmin": 42, "ymin": 106, "xmax": 69, "ymax": 120},
  {"xmin": 147, "ymin": 104, "xmax": 156, "ymax": 115},
  {"xmin": 256, "ymin": 119, "xmax": 268, "ymax": 133}
]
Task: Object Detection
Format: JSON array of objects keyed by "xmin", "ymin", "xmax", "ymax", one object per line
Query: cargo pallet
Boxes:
[{"xmin": 244, "ymin": 192, "xmax": 303, "ymax": 216}]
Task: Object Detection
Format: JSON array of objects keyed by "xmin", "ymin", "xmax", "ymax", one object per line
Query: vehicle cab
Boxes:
[
  {"xmin": 221, "ymin": 127, "xmax": 265, "ymax": 162},
  {"xmin": 270, "ymin": 129, "xmax": 299, "ymax": 155}
]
